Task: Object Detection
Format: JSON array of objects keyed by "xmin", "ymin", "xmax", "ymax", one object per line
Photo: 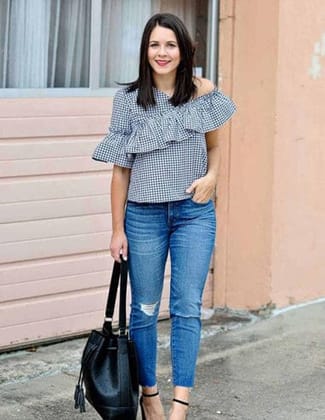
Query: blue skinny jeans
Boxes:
[{"xmin": 125, "ymin": 198, "xmax": 216, "ymax": 387}]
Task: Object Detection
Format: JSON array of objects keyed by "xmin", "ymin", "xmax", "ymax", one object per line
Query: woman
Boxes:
[{"xmin": 93, "ymin": 13, "xmax": 236, "ymax": 420}]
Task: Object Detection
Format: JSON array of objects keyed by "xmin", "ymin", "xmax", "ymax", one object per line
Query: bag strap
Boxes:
[
  {"xmin": 105, "ymin": 261, "xmax": 121, "ymax": 320},
  {"xmin": 102, "ymin": 259, "xmax": 128, "ymax": 336},
  {"xmin": 119, "ymin": 258, "xmax": 128, "ymax": 335}
]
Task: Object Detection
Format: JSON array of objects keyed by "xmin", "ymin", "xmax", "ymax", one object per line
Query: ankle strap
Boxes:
[
  {"xmin": 173, "ymin": 398, "xmax": 189, "ymax": 406},
  {"xmin": 142, "ymin": 391, "xmax": 159, "ymax": 398}
]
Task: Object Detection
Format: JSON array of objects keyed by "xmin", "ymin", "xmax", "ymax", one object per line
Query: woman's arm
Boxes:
[
  {"xmin": 186, "ymin": 77, "xmax": 220, "ymax": 202},
  {"xmin": 110, "ymin": 165, "xmax": 131, "ymax": 262},
  {"xmin": 186, "ymin": 129, "xmax": 220, "ymax": 203}
]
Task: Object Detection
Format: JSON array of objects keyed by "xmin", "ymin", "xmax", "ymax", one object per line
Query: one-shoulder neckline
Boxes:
[{"xmin": 153, "ymin": 86, "xmax": 218, "ymax": 104}]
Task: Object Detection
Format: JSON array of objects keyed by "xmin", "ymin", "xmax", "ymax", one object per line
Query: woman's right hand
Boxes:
[{"xmin": 110, "ymin": 230, "xmax": 128, "ymax": 262}]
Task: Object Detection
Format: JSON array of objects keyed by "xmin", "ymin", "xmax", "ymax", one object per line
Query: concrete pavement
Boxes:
[{"xmin": 0, "ymin": 300, "xmax": 324, "ymax": 419}]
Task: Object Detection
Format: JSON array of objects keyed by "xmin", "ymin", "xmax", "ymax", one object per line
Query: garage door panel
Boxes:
[
  {"xmin": 2, "ymin": 156, "xmax": 105, "ymax": 177},
  {"xmin": 1, "ymin": 116, "xmax": 109, "ymax": 138},
  {"xmin": 0, "ymin": 290, "xmax": 107, "ymax": 327},
  {"xmin": 0, "ymin": 214, "xmax": 111, "ymax": 244},
  {"xmin": 0, "ymin": 173, "xmax": 112, "ymax": 203},
  {"xmin": 0, "ymin": 253, "xmax": 111, "ymax": 285},
  {"xmin": 0, "ymin": 232, "xmax": 109, "ymax": 264},
  {"xmin": 0, "ymin": 195, "xmax": 110, "ymax": 223},
  {"xmin": 0, "ymin": 311, "xmax": 104, "ymax": 350},
  {"xmin": 1, "ymin": 271, "xmax": 109, "ymax": 302},
  {"xmin": 0, "ymin": 97, "xmax": 112, "ymax": 118},
  {"xmin": 0, "ymin": 137, "xmax": 100, "ymax": 160}
]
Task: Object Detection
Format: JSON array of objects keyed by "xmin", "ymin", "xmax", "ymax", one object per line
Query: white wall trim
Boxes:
[{"xmin": 0, "ymin": 88, "xmax": 119, "ymax": 98}]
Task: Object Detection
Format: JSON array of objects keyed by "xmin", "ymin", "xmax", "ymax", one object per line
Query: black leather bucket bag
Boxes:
[{"xmin": 74, "ymin": 260, "xmax": 139, "ymax": 419}]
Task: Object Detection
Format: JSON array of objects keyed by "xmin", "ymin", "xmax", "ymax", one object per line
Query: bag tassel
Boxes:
[{"xmin": 74, "ymin": 370, "xmax": 86, "ymax": 413}]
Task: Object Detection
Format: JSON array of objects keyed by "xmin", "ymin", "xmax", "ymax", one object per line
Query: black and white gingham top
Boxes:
[{"xmin": 92, "ymin": 87, "xmax": 236, "ymax": 203}]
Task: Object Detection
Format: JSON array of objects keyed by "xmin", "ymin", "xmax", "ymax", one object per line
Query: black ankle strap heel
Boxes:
[
  {"xmin": 143, "ymin": 391, "xmax": 159, "ymax": 398},
  {"xmin": 173, "ymin": 398, "xmax": 189, "ymax": 406},
  {"xmin": 173, "ymin": 398, "xmax": 189, "ymax": 419},
  {"xmin": 140, "ymin": 391, "xmax": 160, "ymax": 420}
]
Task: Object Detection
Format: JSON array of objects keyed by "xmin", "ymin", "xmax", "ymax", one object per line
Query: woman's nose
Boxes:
[{"xmin": 157, "ymin": 46, "xmax": 167, "ymax": 56}]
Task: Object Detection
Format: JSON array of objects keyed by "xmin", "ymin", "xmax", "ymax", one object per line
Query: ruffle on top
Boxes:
[
  {"xmin": 125, "ymin": 89, "xmax": 235, "ymax": 154},
  {"xmin": 92, "ymin": 88, "xmax": 236, "ymax": 167}
]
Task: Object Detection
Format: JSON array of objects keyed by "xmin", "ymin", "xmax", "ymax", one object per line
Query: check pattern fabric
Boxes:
[{"xmin": 92, "ymin": 87, "xmax": 236, "ymax": 203}]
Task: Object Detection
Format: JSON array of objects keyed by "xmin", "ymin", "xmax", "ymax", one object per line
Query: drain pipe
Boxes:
[{"xmin": 206, "ymin": 0, "xmax": 220, "ymax": 85}]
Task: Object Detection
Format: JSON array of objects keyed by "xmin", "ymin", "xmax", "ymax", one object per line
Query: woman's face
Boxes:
[{"xmin": 147, "ymin": 25, "xmax": 181, "ymax": 78}]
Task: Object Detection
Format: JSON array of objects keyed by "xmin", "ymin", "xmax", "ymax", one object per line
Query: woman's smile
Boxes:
[{"xmin": 155, "ymin": 60, "xmax": 171, "ymax": 66}]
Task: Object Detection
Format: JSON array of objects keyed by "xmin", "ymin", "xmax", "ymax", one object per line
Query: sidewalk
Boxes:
[{"xmin": 0, "ymin": 300, "xmax": 324, "ymax": 420}]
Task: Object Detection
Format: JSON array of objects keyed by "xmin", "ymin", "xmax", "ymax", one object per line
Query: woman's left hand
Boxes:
[{"xmin": 186, "ymin": 173, "xmax": 217, "ymax": 203}]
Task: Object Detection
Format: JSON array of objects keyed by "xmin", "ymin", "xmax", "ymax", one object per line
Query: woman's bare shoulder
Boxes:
[{"xmin": 193, "ymin": 77, "xmax": 216, "ymax": 98}]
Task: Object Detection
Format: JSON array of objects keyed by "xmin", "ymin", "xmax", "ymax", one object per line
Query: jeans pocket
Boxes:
[{"xmin": 190, "ymin": 198, "xmax": 211, "ymax": 206}]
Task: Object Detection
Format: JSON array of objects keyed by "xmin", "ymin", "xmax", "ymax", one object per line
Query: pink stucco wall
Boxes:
[
  {"xmin": 216, "ymin": 0, "xmax": 325, "ymax": 309},
  {"xmin": 271, "ymin": 0, "xmax": 325, "ymax": 306}
]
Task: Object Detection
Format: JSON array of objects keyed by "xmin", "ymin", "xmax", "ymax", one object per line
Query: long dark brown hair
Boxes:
[{"xmin": 127, "ymin": 13, "xmax": 196, "ymax": 108}]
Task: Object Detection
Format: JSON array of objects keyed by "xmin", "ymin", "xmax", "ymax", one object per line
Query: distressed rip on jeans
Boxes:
[{"xmin": 140, "ymin": 302, "xmax": 158, "ymax": 316}]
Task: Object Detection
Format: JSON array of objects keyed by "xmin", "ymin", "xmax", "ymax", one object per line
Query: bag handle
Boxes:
[
  {"xmin": 102, "ymin": 259, "xmax": 128, "ymax": 336},
  {"xmin": 119, "ymin": 259, "xmax": 128, "ymax": 335}
]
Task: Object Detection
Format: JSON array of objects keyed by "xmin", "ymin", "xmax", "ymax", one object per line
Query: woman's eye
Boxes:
[{"xmin": 149, "ymin": 43, "xmax": 177, "ymax": 48}]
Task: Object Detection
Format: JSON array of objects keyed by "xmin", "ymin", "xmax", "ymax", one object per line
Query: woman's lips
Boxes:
[{"xmin": 156, "ymin": 60, "xmax": 170, "ymax": 66}]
